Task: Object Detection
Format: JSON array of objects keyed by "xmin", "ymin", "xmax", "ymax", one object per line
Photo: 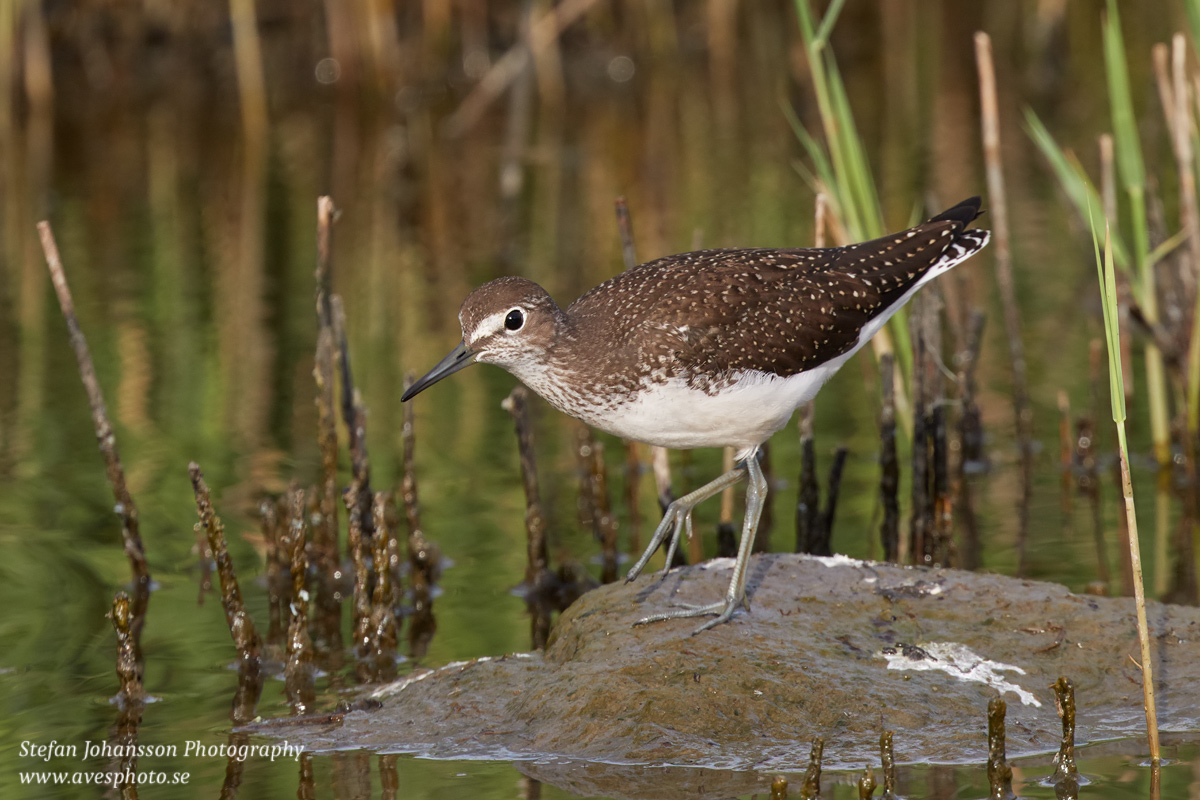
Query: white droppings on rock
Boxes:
[{"xmin": 881, "ymin": 642, "xmax": 1042, "ymax": 707}]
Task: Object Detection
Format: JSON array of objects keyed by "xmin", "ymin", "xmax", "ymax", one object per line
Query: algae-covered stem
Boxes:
[
  {"xmin": 878, "ymin": 354, "xmax": 899, "ymax": 562},
  {"xmin": 503, "ymin": 386, "xmax": 549, "ymax": 583},
  {"xmin": 975, "ymin": 32, "xmax": 1034, "ymax": 577},
  {"xmin": 799, "ymin": 194, "xmax": 828, "ymax": 557},
  {"xmin": 282, "ymin": 486, "xmax": 315, "ymax": 712},
  {"xmin": 816, "ymin": 448, "xmax": 849, "ymax": 556},
  {"xmin": 401, "ymin": 372, "xmax": 439, "ymax": 658},
  {"xmin": 573, "ymin": 428, "xmax": 599, "ymax": 550},
  {"xmin": 260, "ymin": 498, "xmax": 289, "ymax": 645},
  {"xmin": 368, "ymin": 493, "xmax": 400, "ymax": 669},
  {"xmin": 111, "ymin": 592, "xmax": 143, "ymax": 703},
  {"xmin": 1057, "ymin": 391, "xmax": 1073, "ymax": 514},
  {"xmin": 109, "ymin": 590, "xmax": 145, "ymax": 798},
  {"xmin": 908, "ymin": 315, "xmax": 930, "ymax": 563},
  {"xmin": 502, "ymin": 386, "xmax": 553, "ymax": 649},
  {"xmin": 1052, "ymin": 677, "xmax": 1077, "ymax": 786},
  {"xmin": 297, "ymin": 753, "xmax": 315, "ymax": 800},
  {"xmin": 796, "ymin": 397, "xmax": 819, "ymax": 554},
  {"xmin": 188, "ymin": 463, "xmax": 262, "ymax": 668},
  {"xmin": 401, "ymin": 372, "xmax": 422, "ymax": 536},
  {"xmin": 624, "ymin": 440, "xmax": 643, "ymax": 555},
  {"xmin": 857, "ymin": 767, "xmax": 875, "ymax": 800},
  {"xmin": 589, "ymin": 436, "xmax": 620, "ymax": 583},
  {"xmin": 986, "ymin": 697, "xmax": 1014, "ymax": 800},
  {"xmin": 343, "ymin": 481, "xmax": 373, "ymax": 657},
  {"xmin": 799, "ymin": 738, "xmax": 823, "ymax": 799},
  {"xmin": 332, "ymin": 296, "xmax": 374, "ymax": 534},
  {"xmin": 879, "ymin": 731, "xmax": 897, "ymax": 800},
  {"xmin": 37, "ymin": 220, "xmax": 151, "ymax": 626},
  {"xmin": 956, "ymin": 311, "xmax": 986, "ymax": 569}
]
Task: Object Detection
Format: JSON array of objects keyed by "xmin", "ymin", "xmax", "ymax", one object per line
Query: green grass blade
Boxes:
[
  {"xmin": 1090, "ymin": 205, "xmax": 1126, "ymax": 423},
  {"xmin": 1104, "ymin": 0, "xmax": 1146, "ymax": 194},
  {"xmin": 825, "ymin": 52, "xmax": 884, "ymax": 238},
  {"xmin": 782, "ymin": 100, "xmax": 838, "ymax": 198},
  {"xmin": 814, "ymin": 0, "xmax": 847, "ymax": 46},
  {"xmin": 1187, "ymin": 0, "xmax": 1200, "ymax": 53},
  {"xmin": 1025, "ymin": 109, "xmax": 1131, "ymax": 269}
]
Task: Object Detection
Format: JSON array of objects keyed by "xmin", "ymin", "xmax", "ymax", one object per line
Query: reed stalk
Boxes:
[
  {"xmin": 975, "ymin": 31, "xmax": 1034, "ymax": 576},
  {"xmin": 791, "ymin": 0, "xmax": 913, "ymax": 432},
  {"xmin": 1093, "ymin": 215, "xmax": 1160, "ymax": 763},
  {"xmin": 1167, "ymin": 33, "xmax": 1200, "ymax": 454},
  {"xmin": 229, "ymin": 0, "xmax": 268, "ymax": 142},
  {"xmin": 1104, "ymin": 0, "xmax": 1170, "ymax": 466}
]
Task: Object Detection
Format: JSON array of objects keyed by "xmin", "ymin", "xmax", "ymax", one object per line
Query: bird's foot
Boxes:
[
  {"xmin": 624, "ymin": 504, "xmax": 693, "ymax": 584},
  {"xmin": 632, "ymin": 596, "xmax": 746, "ymax": 636}
]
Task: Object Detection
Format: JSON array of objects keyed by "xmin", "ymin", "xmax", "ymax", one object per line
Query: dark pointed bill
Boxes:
[{"xmin": 401, "ymin": 340, "xmax": 476, "ymax": 401}]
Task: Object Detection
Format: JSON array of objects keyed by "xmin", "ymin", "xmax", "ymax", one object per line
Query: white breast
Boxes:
[{"xmin": 581, "ymin": 366, "xmax": 840, "ymax": 458}]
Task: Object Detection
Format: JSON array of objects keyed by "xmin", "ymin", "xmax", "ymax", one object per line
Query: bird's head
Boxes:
[{"xmin": 401, "ymin": 276, "xmax": 563, "ymax": 401}]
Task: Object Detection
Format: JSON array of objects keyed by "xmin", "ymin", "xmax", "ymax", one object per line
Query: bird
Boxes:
[{"xmin": 402, "ymin": 197, "xmax": 990, "ymax": 634}]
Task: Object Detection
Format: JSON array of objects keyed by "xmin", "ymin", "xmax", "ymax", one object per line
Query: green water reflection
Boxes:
[{"xmin": 0, "ymin": 1, "xmax": 1197, "ymax": 797}]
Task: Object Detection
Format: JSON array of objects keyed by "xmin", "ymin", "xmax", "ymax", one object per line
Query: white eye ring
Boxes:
[{"xmin": 504, "ymin": 307, "xmax": 525, "ymax": 332}]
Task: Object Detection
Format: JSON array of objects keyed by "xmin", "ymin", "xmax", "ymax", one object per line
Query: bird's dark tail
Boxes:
[{"xmin": 929, "ymin": 196, "xmax": 984, "ymax": 228}]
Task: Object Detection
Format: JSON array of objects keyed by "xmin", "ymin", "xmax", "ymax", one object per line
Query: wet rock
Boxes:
[{"xmin": 288, "ymin": 554, "xmax": 1200, "ymax": 779}]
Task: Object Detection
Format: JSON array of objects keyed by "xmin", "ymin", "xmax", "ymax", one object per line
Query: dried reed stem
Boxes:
[
  {"xmin": 1168, "ymin": 35, "xmax": 1200, "ymax": 554},
  {"xmin": 445, "ymin": 0, "xmax": 606, "ymax": 136},
  {"xmin": 229, "ymin": 0, "xmax": 268, "ymax": 140},
  {"xmin": 39, "ymin": 220, "xmax": 151, "ymax": 642},
  {"xmin": 1099, "ymin": 134, "xmax": 1136, "ymax": 403},
  {"xmin": 975, "ymin": 32, "xmax": 1033, "ymax": 576},
  {"xmin": 1097, "ymin": 220, "xmax": 1160, "ymax": 762},
  {"xmin": 1118, "ymin": 443, "xmax": 1160, "ymax": 762}
]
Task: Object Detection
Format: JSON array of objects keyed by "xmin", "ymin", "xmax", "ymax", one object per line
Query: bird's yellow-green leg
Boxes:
[{"xmin": 628, "ymin": 447, "xmax": 766, "ymax": 634}]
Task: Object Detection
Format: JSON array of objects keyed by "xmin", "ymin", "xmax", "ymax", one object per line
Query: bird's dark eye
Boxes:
[{"xmin": 505, "ymin": 309, "xmax": 524, "ymax": 331}]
